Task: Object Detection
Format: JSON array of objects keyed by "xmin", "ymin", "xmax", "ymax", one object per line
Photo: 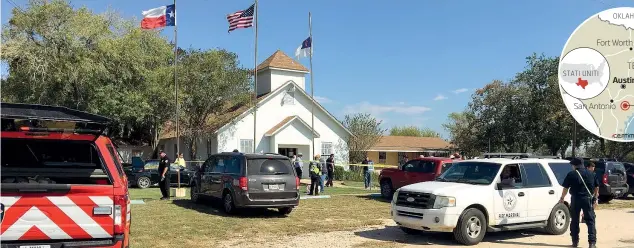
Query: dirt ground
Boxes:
[{"xmin": 219, "ymin": 208, "xmax": 634, "ymax": 248}]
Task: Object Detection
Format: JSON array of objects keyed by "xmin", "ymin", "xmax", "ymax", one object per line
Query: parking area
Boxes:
[{"xmin": 128, "ymin": 188, "xmax": 634, "ymax": 248}]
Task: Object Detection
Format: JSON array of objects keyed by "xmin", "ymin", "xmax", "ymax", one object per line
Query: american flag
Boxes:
[{"xmin": 227, "ymin": 4, "xmax": 255, "ymax": 33}]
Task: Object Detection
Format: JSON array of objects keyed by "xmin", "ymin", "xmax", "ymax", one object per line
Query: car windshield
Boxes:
[
  {"xmin": 436, "ymin": 161, "xmax": 501, "ymax": 185},
  {"xmin": 609, "ymin": 163, "xmax": 626, "ymax": 175}
]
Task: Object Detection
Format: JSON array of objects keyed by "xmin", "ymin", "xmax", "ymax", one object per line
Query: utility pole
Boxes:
[{"xmin": 572, "ymin": 121, "xmax": 577, "ymax": 157}]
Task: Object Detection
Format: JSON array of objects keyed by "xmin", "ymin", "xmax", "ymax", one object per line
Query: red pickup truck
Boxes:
[{"xmin": 379, "ymin": 157, "xmax": 456, "ymax": 199}]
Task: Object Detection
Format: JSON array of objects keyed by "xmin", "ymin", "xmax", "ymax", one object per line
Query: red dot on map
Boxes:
[{"xmin": 621, "ymin": 101, "xmax": 630, "ymax": 111}]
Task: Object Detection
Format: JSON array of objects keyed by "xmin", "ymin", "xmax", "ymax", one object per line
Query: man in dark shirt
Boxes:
[
  {"xmin": 326, "ymin": 154, "xmax": 335, "ymax": 187},
  {"xmin": 559, "ymin": 158, "xmax": 599, "ymax": 248},
  {"xmin": 158, "ymin": 151, "xmax": 172, "ymax": 200}
]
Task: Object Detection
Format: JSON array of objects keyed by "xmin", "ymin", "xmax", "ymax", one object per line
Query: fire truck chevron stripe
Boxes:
[
  {"xmin": 2, "ymin": 206, "xmax": 72, "ymax": 240},
  {"xmin": 89, "ymin": 196, "xmax": 114, "ymax": 219},
  {"xmin": 46, "ymin": 196, "xmax": 111, "ymax": 238},
  {"xmin": 1, "ymin": 197, "xmax": 21, "ymax": 212}
]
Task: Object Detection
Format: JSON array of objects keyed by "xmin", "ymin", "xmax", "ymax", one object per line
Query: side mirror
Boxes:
[{"xmin": 496, "ymin": 183, "xmax": 505, "ymax": 190}]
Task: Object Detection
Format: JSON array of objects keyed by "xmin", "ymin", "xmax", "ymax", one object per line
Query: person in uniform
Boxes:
[
  {"xmin": 158, "ymin": 151, "xmax": 172, "ymax": 200},
  {"xmin": 559, "ymin": 158, "xmax": 599, "ymax": 248},
  {"xmin": 308, "ymin": 156, "xmax": 321, "ymax": 196}
]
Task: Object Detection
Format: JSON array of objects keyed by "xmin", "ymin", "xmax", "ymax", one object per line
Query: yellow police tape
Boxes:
[{"xmin": 182, "ymin": 160, "xmax": 398, "ymax": 169}]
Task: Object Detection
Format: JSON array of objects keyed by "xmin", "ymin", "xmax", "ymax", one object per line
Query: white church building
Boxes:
[{"xmin": 159, "ymin": 50, "xmax": 352, "ymax": 163}]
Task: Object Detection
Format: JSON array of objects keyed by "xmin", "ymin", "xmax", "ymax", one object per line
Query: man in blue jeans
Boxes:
[{"xmin": 362, "ymin": 157, "xmax": 374, "ymax": 189}]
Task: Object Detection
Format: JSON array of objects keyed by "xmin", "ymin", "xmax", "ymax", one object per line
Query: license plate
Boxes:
[
  {"xmin": 269, "ymin": 184, "xmax": 279, "ymax": 190},
  {"xmin": 20, "ymin": 245, "xmax": 51, "ymax": 248},
  {"xmin": 616, "ymin": 190, "xmax": 621, "ymax": 194}
]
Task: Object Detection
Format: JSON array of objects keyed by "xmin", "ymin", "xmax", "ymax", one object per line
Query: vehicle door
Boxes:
[
  {"xmin": 520, "ymin": 162, "xmax": 556, "ymax": 222},
  {"xmin": 209, "ymin": 155, "xmax": 227, "ymax": 198},
  {"xmin": 395, "ymin": 160, "xmax": 421, "ymax": 189},
  {"xmin": 493, "ymin": 164, "xmax": 528, "ymax": 225},
  {"xmin": 200, "ymin": 156, "xmax": 216, "ymax": 196},
  {"xmin": 405, "ymin": 160, "xmax": 436, "ymax": 183},
  {"xmin": 607, "ymin": 162, "xmax": 628, "ymax": 190},
  {"xmin": 625, "ymin": 163, "xmax": 634, "ymax": 191}
]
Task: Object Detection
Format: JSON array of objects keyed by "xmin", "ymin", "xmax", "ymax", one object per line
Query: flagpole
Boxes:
[
  {"xmin": 174, "ymin": 0, "xmax": 179, "ymax": 153},
  {"xmin": 253, "ymin": 0, "xmax": 259, "ymax": 153},
  {"xmin": 173, "ymin": 0, "xmax": 180, "ymax": 187},
  {"xmin": 309, "ymin": 12, "xmax": 315, "ymax": 158}
]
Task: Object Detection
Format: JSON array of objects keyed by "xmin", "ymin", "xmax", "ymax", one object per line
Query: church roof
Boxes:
[{"xmin": 256, "ymin": 50, "xmax": 309, "ymax": 72}]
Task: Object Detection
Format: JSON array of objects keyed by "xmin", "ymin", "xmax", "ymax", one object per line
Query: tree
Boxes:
[
  {"xmin": 341, "ymin": 113, "xmax": 386, "ymax": 163},
  {"xmin": 442, "ymin": 111, "xmax": 480, "ymax": 156},
  {"xmin": 389, "ymin": 126, "xmax": 441, "ymax": 137},
  {"xmin": 176, "ymin": 49, "xmax": 251, "ymax": 160},
  {"xmin": 1, "ymin": 0, "xmax": 174, "ymax": 146}
]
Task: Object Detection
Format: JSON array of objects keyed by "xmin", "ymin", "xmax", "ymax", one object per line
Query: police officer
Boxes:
[
  {"xmin": 158, "ymin": 151, "xmax": 172, "ymax": 200},
  {"xmin": 308, "ymin": 156, "xmax": 321, "ymax": 196},
  {"xmin": 559, "ymin": 158, "xmax": 599, "ymax": 248}
]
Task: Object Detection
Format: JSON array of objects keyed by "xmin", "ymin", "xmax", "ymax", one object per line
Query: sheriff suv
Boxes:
[
  {"xmin": 0, "ymin": 103, "xmax": 131, "ymax": 248},
  {"xmin": 391, "ymin": 157, "xmax": 573, "ymax": 245}
]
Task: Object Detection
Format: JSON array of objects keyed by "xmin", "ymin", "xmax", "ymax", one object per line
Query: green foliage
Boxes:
[
  {"xmin": 177, "ymin": 49, "xmax": 251, "ymax": 160},
  {"xmin": 341, "ymin": 113, "xmax": 386, "ymax": 163},
  {"xmin": 0, "ymin": 1, "xmax": 250, "ymax": 150},
  {"xmin": 389, "ymin": 125, "xmax": 440, "ymax": 137},
  {"xmin": 333, "ymin": 165, "xmax": 379, "ymax": 184},
  {"xmin": 444, "ymin": 54, "xmax": 595, "ymax": 157}
]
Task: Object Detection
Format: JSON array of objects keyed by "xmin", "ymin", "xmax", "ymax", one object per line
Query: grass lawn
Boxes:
[
  {"xmin": 128, "ymin": 188, "xmax": 389, "ymax": 248},
  {"xmin": 127, "ymin": 187, "xmax": 634, "ymax": 248}
]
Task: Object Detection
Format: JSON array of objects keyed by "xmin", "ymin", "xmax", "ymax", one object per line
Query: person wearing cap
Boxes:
[
  {"xmin": 559, "ymin": 158, "xmax": 599, "ymax": 248},
  {"xmin": 158, "ymin": 151, "xmax": 172, "ymax": 200},
  {"xmin": 308, "ymin": 155, "xmax": 321, "ymax": 196}
]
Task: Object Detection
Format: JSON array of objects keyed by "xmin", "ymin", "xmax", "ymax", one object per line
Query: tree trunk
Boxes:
[{"xmin": 599, "ymin": 139, "xmax": 606, "ymax": 157}]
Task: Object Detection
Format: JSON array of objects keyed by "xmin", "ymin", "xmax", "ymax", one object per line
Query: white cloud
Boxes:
[
  {"xmin": 452, "ymin": 88, "xmax": 469, "ymax": 94},
  {"xmin": 314, "ymin": 96, "xmax": 333, "ymax": 104},
  {"xmin": 343, "ymin": 101, "xmax": 431, "ymax": 117},
  {"xmin": 434, "ymin": 94, "xmax": 447, "ymax": 101}
]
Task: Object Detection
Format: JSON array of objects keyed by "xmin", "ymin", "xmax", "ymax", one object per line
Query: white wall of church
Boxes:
[
  {"xmin": 216, "ymin": 81, "xmax": 349, "ymax": 163},
  {"xmin": 270, "ymin": 70, "xmax": 306, "ymax": 92}
]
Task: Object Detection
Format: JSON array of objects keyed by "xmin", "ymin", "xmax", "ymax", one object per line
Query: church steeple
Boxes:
[{"xmin": 255, "ymin": 50, "xmax": 309, "ymax": 96}]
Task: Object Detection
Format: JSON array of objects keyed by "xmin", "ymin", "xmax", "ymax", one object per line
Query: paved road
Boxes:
[{"xmin": 221, "ymin": 208, "xmax": 634, "ymax": 248}]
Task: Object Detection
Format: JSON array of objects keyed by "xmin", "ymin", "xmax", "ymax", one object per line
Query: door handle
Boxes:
[
  {"xmin": 518, "ymin": 192, "xmax": 525, "ymax": 197},
  {"xmin": 548, "ymin": 190, "xmax": 555, "ymax": 195}
]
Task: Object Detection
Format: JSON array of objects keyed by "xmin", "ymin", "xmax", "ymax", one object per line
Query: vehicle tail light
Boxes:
[
  {"xmin": 602, "ymin": 174, "xmax": 608, "ymax": 184},
  {"xmin": 95, "ymin": 179, "xmax": 108, "ymax": 185},
  {"xmin": 113, "ymin": 194, "xmax": 130, "ymax": 234},
  {"xmin": 239, "ymin": 177, "xmax": 248, "ymax": 191},
  {"xmin": 295, "ymin": 177, "xmax": 300, "ymax": 190}
]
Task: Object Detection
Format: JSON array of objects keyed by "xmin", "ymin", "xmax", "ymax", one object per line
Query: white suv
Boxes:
[{"xmin": 391, "ymin": 158, "xmax": 573, "ymax": 245}]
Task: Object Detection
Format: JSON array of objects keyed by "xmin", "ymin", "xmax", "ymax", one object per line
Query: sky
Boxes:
[{"xmin": 1, "ymin": 0, "xmax": 630, "ymax": 138}]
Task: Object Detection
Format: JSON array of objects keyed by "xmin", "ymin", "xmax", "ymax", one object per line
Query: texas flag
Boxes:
[{"xmin": 141, "ymin": 4, "xmax": 176, "ymax": 29}]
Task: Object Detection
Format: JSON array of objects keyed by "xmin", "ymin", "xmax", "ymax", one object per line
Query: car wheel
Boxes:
[
  {"xmin": 223, "ymin": 192, "xmax": 237, "ymax": 214},
  {"xmin": 399, "ymin": 226, "xmax": 421, "ymax": 235},
  {"xmin": 598, "ymin": 195, "xmax": 613, "ymax": 203},
  {"xmin": 190, "ymin": 184, "xmax": 201, "ymax": 203},
  {"xmin": 544, "ymin": 203, "xmax": 570, "ymax": 235},
  {"xmin": 380, "ymin": 180, "xmax": 394, "ymax": 199},
  {"xmin": 277, "ymin": 207, "xmax": 293, "ymax": 215},
  {"xmin": 453, "ymin": 208, "xmax": 487, "ymax": 246},
  {"xmin": 136, "ymin": 177, "xmax": 151, "ymax": 189}
]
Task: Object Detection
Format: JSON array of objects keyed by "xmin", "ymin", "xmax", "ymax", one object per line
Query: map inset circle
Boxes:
[
  {"xmin": 559, "ymin": 48, "xmax": 610, "ymax": 99},
  {"xmin": 559, "ymin": 7, "xmax": 634, "ymax": 142}
]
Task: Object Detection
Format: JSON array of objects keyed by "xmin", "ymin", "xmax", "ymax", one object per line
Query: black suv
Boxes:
[
  {"xmin": 189, "ymin": 152, "xmax": 300, "ymax": 215},
  {"xmin": 622, "ymin": 162, "xmax": 634, "ymax": 198},
  {"xmin": 592, "ymin": 160, "xmax": 629, "ymax": 202}
]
